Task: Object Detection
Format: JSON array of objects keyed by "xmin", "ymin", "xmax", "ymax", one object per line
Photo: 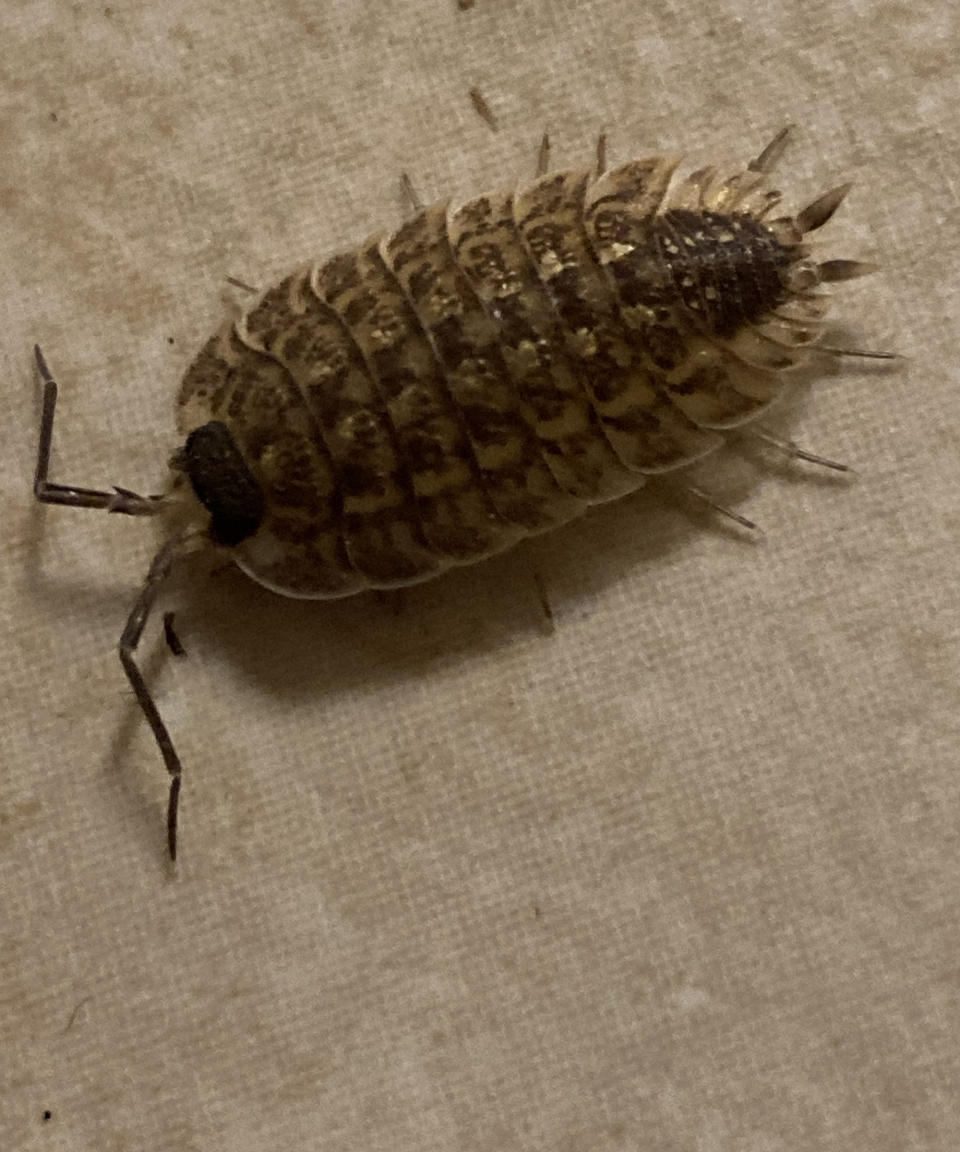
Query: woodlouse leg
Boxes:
[
  {"xmin": 536, "ymin": 131, "xmax": 550, "ymax": 177},
  {"xmin": 812, "ymin": 265, "xmax": 899, "ymax": 358},
  {"xmin": 744, "ymin": 429, "xmax": 852, "ymax": 473},
  {"xmin": 531, "ymin": 569, "xmax": 555, "ymax": 632},
  {"xmin": 817, "ymin": 345, "xmax": 900, "ymax": 360},
  {"xmin": 469, "ymin": 86, "xmax": 498, "ymax": 131},
  {"xmin": 748, "ymin": 125, "xmax": 794, "ymax": 174},
  {"xmin": 683, "ymin": 484, "xmax": 761, "ymax": 532},
  {"xmin": 63, "ymin": 995, "xmax": 93, "ymax": 1034},
  {"xmin": 33, "ymin": 345, "xmax": 164, "ymax": 516},
  {"xmin": 33, "ymin": 344, "xmax": 186, "ymax": 860},
  {"xmin": 400, "ymin": 171, "xmax": 423, "ymax": 216},
  {"xmin": 119, "ymin": 536, "xmax": 185, "ymax": 862},
  {"xmin": 163, "ymin": 610, "xmax": 187, "ymax": 657},
  {"xmin": 595, "ymin": 130, "xmax": 608, "ymax": 178},
  {"xmin": 224, "ymin": 275, "xmax": 259, "ymax": 294}
]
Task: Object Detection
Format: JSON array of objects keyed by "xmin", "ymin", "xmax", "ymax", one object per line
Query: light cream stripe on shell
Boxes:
[
  {"xmin": 237, "ymin": 269, "xmax": 443, "ymax": 588},
  {"xmin": 448, "ymin": 186, "xmax": 637, "ymax": 505},
  {"xmin": 382, "ymin": 201, "xmax": 580, "ymax": 532},
  {"xmin": 513, "ymin": 168, "xmax": 721, "ymax": 475},
  {"xmin": 310, "ymin": 238, "xmax": 519, "ymax": 563},
  {"xmin": 178, "ymin": 320, "xmax": 360, "ymax": 597}
]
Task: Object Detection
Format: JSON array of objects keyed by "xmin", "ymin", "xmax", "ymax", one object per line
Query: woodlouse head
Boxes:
[{"xmin": 169, "ymin": 420, "xmax": 265, "ymax": 547}]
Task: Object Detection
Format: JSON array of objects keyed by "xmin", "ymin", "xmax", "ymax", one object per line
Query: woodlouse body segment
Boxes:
[{"xmin": 35, "ymin": 130, "xmax": 882, "ymax": 859}]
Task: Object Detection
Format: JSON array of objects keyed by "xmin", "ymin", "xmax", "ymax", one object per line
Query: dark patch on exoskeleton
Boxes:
[
  {"xmin": 604, "ymin": 409, "xmax": 692, "ymax": 470},
  {"xmin": 179, "ymin": 420, "xmax": 265, "ymax": 546},
  {"xmin": 244, "ymin": 277, "xmax": 298, "ymax": 350},
  {"xmin": 342, "ymin": 289, "xmax": 383, "ymax": 330},
  {"xmin": 264, "ymin": 439, "xmax": 331, "ymax": 510},
  {"xmin": 388, "ymin": 215, "xmax": 434, "ymax": 272},
  {"xmin": 403, "ymin": 430, "xmax": 449, "ymax": 472},
  {"xmin": 659, "ymin": 209, "xmax": 792, "ymax": 338},
  {"xmin": 453, "ymin": 195, "xmax": 494, "ymax": 238},
  {"xmin": 318, "ymin": 252, "xmax": 362, "ymax": 296},
  {"xmin": 518, "ymin": 174, "xmax": 568, "ymax": 221},
  {"xmin": 337, "ymin": 459, "xmax": 389, "ymax": 498},
  {"xmin": 643, "ymin": 324, "xmax": 688, "ymax": 371},
  {"xmin": 269, "ymin": 514, "xmax": 324, "ymax": 545}
]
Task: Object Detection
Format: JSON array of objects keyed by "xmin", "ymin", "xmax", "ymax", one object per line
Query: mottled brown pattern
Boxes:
[
  {"xmin": 176, "ymin": 324, "xmax": 357, "ymax": 596},
  {"xmin": 450, "ymin": 188, "xmax": 635, "ymax": 503},
  {"xmin": 312, "ymin": 240, "xmax": 513, "ymax": 560},
  {"xmin": 514, "ymin": 169, "xmax": 720, "ymax": 474},
  {"xmin": 661, "ymin": 209, "xmax": 792, "ymax": 338},
  {"xmin": 583, "ymin": 157, "xmax": 679, "ymax": 253},
  {"xmin": 384, "ymin": 202, "xmax": 574, "ymax": 530},
  {"xmin": 173, "ymin": 145, "xmax": 842, "ymax": 597},
  {"xmin": 237, "ymin": 269, "xmax": 442, "ymax": 587}
]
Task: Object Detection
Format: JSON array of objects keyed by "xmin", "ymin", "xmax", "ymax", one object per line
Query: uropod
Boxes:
[{"xmin": 33, "ymin": 128, "xmax": 891, "ymax": 861}]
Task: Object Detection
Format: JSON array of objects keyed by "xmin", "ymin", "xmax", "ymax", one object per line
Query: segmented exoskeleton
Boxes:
[{"xmin": 32, "ymin": 128, "xmax": 886, "ymax": 859}]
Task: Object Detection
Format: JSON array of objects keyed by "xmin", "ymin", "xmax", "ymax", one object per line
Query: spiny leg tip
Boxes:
[
  {"xmin": 818, "ymin": 345, "xmax": 902, "ymax": 362},
  {"xmin": 33, "ymin": 344, "xmax": 53, "ymax": 380}
]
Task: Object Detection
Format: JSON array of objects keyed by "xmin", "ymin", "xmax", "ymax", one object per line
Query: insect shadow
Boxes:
[
  {"xmin": 140, "ymin": 369, "xmax": 848, "ymax": 705},
  {"xmin": 28, "ymin": 342, "xmax": 891, "ymax": 861}
]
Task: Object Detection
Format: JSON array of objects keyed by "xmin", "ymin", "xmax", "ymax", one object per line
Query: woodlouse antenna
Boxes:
[
  {"xmin": 33, "ymin": 346, "xmax": 165, "ymax": 516},
  {"xmin": 33, "ymin": 345, "xmax": 188, "ymax": 862}
]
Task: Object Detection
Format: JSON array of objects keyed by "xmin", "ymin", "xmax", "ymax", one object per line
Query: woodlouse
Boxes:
[{"xmin": 33, "ymin": 128, "xmax": 890, "ymax": 860}]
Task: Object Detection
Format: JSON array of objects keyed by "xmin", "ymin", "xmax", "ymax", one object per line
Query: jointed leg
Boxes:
[
  {"xmin": 595, "ymin": 130, "xmax": 607, "ymax": 178},
  {"xmin": 742, "ymin": 428, "xmax": 852, "ymax": 473},
  {"xmin": 400, "ymin": 171, "xmax": 423, "ymax": 217},
  {"xmin": 34, "ymin": 344, "xmax": 186, "ymax": 860},
  {"xmin": 33, "ymin": 345, "xmax": 164, "ymax": 516},
  {"xmin": 536, "ymin": 131, "xmax": 550, "ymax": 177},
  {"xmin": 163, "ymin": 611, "xmax": 187, "ymax": 657},
  {"xmin": 469, "ymin": 85, "xmax": 498, "ymax": 132},
  {"xmin": 683, "ymin": 484, "xmax": 761, "ymax": 532},
  {"xmin": 119, "ymin": 537, "xmax": 185, "ymax": 861}
]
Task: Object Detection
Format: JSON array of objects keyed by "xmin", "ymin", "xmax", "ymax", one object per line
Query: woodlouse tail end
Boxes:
[
  {"xmin": 817, "ymin": 258, "xmax": 879, "ymax": 282},
  {"xmin": 748, "ymin": 125, "xmax": 796, "ymax": 175},
  {"xmin": 797, "ymin": 182, "xmax": 853, "ymax": 233}
]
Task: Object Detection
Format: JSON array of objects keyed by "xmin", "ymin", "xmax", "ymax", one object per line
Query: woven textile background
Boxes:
[{"xmin": 2, "ymin": 1, "xmax": 958, "ymax": 1148}]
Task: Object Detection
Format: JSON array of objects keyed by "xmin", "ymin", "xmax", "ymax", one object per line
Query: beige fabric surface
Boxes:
[{"xmin": 2, "ymin": 1, "xmax": 958, "ymax": 1148}]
